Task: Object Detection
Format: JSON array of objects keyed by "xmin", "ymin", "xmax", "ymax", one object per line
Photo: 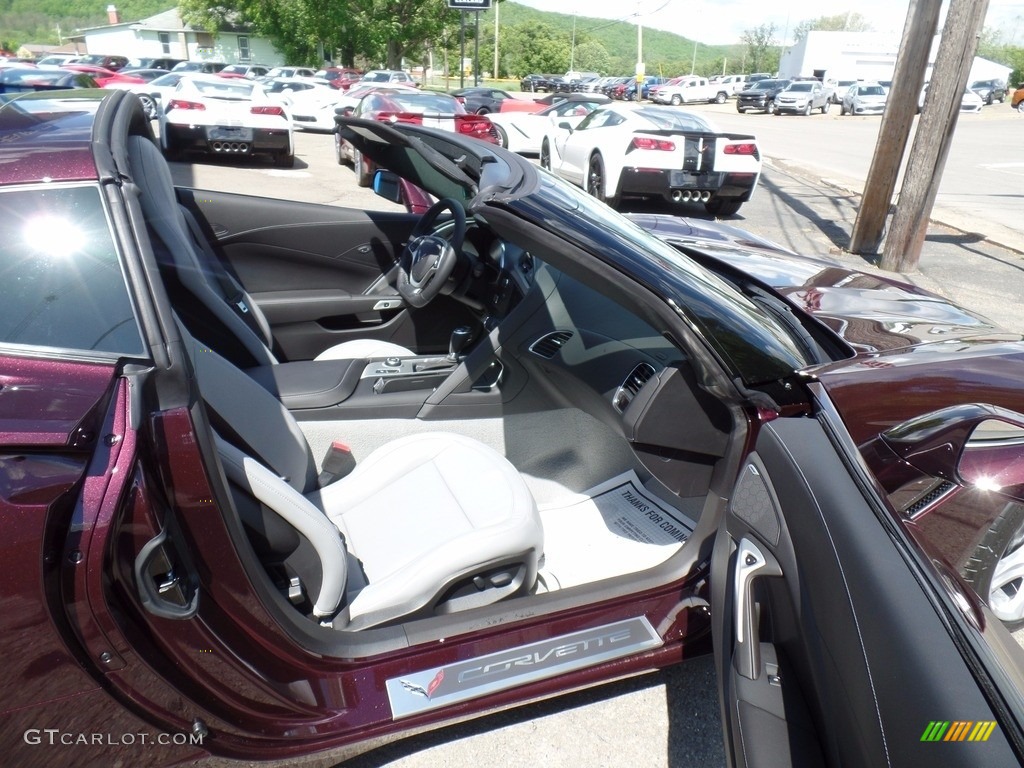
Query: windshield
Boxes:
[
  {"xmin": 527, "ymin": 172, "xmax": 809, "ymax": 380},
  {"xmin": 633, "ymin": 107, "xmax": 713, "ymax": 132},
  {"xmin": 787, "ymin": 82, "xmax": 814, "ymax": 92},
  {"xmin": 754, "ymin": 80, "xmax": 786, "ymax": 91},
  {"xmin": 858, "ymin": 85, "xmax": 885, "ymax": 96}
]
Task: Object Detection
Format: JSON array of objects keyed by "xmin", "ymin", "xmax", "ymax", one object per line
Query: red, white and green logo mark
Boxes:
[{"xmin": 921, "ymin": 721, "xmax": 998, "ymax": 742}]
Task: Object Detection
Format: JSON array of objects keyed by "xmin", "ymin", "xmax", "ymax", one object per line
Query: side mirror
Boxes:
[
  {"xmin": 878, "ymin": 403, "xmax": 1024, "ymax": 502},
  {"xmin": 372, "ymin": 170, "xmax": 403, "ymax": 204},
  {"xmin": 959, "ymin": 420, "xmax": 1024, "ymax": 502},
  {"xmin": 557, "ymin": 121, "xmax": 573, "ymax": 131}
]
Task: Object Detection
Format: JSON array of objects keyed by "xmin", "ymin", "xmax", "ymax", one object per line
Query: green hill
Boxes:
[
  {"xmin": 0, "ymin": 1, "xmax": 170, "ymax": 49},
  {"xmin": 480, "ymin": 2, "xmax": 747, "ymax": 78}
]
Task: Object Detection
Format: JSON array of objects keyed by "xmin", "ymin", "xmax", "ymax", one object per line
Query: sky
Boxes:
[{"xmin": 513, "ymin": 0, "xmax": 1024, "ymax": 47}]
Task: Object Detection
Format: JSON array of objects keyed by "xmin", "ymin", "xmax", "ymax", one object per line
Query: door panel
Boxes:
[
  {"xmin": 176, "ymin": 188, "xmax": 471, "ymax": 359},
  {"xmin": 712, "ymin": 417, "xmax": 1017, "ymax": 767}
]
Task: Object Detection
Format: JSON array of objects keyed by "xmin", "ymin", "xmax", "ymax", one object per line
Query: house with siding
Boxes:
[{"xmin": 71, "ymin": 6, "xmax": 284, "ymax": 67}]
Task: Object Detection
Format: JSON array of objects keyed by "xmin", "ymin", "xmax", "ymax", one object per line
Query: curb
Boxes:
[{"xmin": 763, "ymin": 157, "xmax": 1024, "ymax": 258}]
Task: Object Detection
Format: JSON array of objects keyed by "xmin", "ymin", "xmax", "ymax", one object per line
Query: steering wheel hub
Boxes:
[{"xmin": 397, "ymin": 198, "xmax": 467, "ymax": 308}]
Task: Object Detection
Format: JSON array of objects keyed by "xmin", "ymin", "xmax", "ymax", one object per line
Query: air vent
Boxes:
[
  {"xmin": 903, "ymin": 479, "xmax": 956, "ymax": 519},
  {"xmin": 529, "ymin": 330, "xmax": 573, "ymax": 359},
  {"xmin": 613, "ymin": 362, "xmax": 656, "ymax": 413}
]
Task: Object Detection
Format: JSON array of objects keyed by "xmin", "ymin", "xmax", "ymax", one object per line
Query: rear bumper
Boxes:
[
  {"xmin": 619, "ymin": 167, "xmax": 757, "ymax": 202},
  {"xmin": 164, "ymin": 123, "xmax": 291, "ymax": 156}
]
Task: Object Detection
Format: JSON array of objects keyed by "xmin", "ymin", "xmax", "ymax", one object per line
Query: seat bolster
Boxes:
[
  {"xmin": 316, "ymin": 432, "xmax": 541, "ymax": 628},
  {"xmin": 216, "ymin": 436, "xmax": 347, "ymax": 618},
  {"xmin": 314, "ymin": 339, "xmax": 415, "ymax": 361}
]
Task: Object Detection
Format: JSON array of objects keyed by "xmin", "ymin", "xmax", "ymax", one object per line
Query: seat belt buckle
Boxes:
[{"xmin": 318, "ymin": 441, "xmax": 356, "ymax": 485}]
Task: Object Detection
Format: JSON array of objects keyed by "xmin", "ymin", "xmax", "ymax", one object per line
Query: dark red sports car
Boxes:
[{"xmin": 3, "ymin": 88, "xmax": 1024, "ymax": 767}]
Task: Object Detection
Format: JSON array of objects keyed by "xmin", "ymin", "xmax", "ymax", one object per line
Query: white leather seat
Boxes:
[
  {"xmin": 182, "ymin": 325, "xmax": 542, "ymax": 630},
  {"xmin": 128, "ymin": 134, "xmax": 414, "ymax": 367}
]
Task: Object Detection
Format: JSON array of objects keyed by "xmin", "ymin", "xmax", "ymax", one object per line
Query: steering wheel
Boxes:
[{"xmin": 396, "ymin": 197, "xmax": 467, "ymax": 308}]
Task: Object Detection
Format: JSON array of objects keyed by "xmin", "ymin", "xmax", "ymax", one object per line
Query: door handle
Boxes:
[{"xmin": 733, "ymin": 536, "xmax": 782, "ymax": 680}]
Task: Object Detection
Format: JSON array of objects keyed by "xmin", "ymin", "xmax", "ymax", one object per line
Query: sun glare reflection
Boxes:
[{"xmin": 22, "ymin": 216, "xmax": 85, "ymax": 257}]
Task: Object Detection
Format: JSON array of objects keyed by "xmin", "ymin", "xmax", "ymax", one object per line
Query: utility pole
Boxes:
[
  {"xmin": 493, "ymin": 1, "xmax": 499, "ymax": 80},
  {"xmin": 880, "ymin": 0, "xmax": 990, "ymax": 271},
  {"xmin": 849, "ymin": 0, "xmax": 941, "ymax": 255}
]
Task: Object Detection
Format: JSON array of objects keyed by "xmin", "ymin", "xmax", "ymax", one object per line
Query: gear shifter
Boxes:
[
  {"xmin": 447, "ymin": 325, "xmax": 473, "ymax": 362},
  {"xmin": 413, "ymin": 326, "xmax": 474, "ymax": 372}
]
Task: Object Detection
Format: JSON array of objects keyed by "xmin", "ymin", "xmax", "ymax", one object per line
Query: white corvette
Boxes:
[
  {"xmin": 159, "ymin": 75, "xmax": 294, "ymax": 167},
  {"xmin": 487, "ymin": 96, "xmax": 608, "ymax": 155},
  {"xmin": 542, "ymin": 103, "xmax": 762, "ymax": 216}
]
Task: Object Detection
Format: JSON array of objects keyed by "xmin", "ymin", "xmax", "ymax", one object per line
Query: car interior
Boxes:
[{"xmin": 124, "ymin": 129, "xmax": 740, "ymax": 642}]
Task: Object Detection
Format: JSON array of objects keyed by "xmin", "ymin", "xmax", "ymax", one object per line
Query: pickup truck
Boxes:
[
  {"xmin": 772, "ymin": 80, "xmax": 831, "ymax": 115},
  {"xmin": 651, "ymin": 76, "xmax": 732, "ymax": 106}
]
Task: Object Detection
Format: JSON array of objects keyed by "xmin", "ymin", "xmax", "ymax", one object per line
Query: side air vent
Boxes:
[
  {"xmin": 529, "ymin": 330, "xmax": 573, "ymax": 359},
  {"xmin": 613, "ymin": 362, "xmax": 656, "ymax": 413}
]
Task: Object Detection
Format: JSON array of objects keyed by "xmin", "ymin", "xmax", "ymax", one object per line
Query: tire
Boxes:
[
  {"xmin": 477, "ymin": 107, "xmax": 490, "ymax": 115},
  {"xmin": 671, "ymin": 94, "xmax": 681, "ymax": 106},
  {"xmin": 334, "ymin": 130, "xmax": 345, "ymax": 165},
  {"xmin": 494, "ymin": 124, "xmax": 509, "ymax": 149},
  {"xmin": 354, "ymin": 149, "xmax": 371, "ymax": 187},
  {"xmin": 840, "ymin": 103, "xmax": 847, "ymax": 115},
  {"xmin": 1017, "ymin": 101, "xmax": 1024, "ymax": 114},
  {"xmin": 765, "ymin": 99, "xmax": 774, "ymax": 114},
  {"xmin": 963, "ymin": 502, "xmax": 1024, "ymax": 630},
  {"xmin": 274, "ymin": 151, "xmax": 294, "ymax": 168},
  {"xmin": 737, "ymin": 105, "xmax": 745, "ymax": 114},
  {"xmin": 540, "ymin": 139, "xmax": 551, "ymax": 170},
  {"xmin": 137, "ymin": 94, "xmax": 157, "ymax": 119},
  {"xmin": 586, "ymin": 152, "xmax": 619, "ymax": 207},
  {"xmin": 821, "ymin": 100, "xmax": 830, "ymax": 114},
  {"xmin": 705, "ymin": 198, "xmax": 742, "ymax": 217},
  {"xmin": 803, "ymin": 101, "xmax": 812, "ymax": 116},
  {"xmin": 986, "ymin": 94, "xmax": 993, "ymax": 106},
  {"xmin": 714, "ymin": 91, "xmax": 727, "ymax": 105}
]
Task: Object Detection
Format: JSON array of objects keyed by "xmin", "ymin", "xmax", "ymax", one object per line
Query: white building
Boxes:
[
  {"xmin": 72, "ymin": 6, "xmax": 284, "ymax": 67},
  {"xmin": 779, "ymin": 31, "xmax": 1011, "ymax": 85}
]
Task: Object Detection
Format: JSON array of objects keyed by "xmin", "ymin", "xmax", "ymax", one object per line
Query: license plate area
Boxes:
[{"xmin": 207, "ymin": 126, "xmax": 253, "ymax": 141}]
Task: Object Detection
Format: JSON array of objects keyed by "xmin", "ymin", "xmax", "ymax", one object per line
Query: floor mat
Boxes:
[{"xmin": 537, "ymin": 471, "xmax": 697, "ymax": 589}]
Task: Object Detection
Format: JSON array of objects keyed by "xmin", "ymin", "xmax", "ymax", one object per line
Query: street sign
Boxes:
[{"xmin": 447, "ymin": 0, "xmax": 492, "ymax": 8}]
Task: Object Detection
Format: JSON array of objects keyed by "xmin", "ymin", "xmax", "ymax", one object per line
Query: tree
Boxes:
[
  {"xmin": 793, "ymin": 12, "xmax": 873, "ymax": 43},
  {"xmin": 501, "ymin": 21, "xmax": 572, "ymax": 77},
  {"xmin": 740, "ymin": 23, "xmax": 779, "ymax": 74},
  {"xmin": 178, "ymin": 0, "xmax": 457, "ymax": 68}
]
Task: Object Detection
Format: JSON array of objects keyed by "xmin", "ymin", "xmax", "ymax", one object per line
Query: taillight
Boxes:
[
  {"xmin": 630, "ymin": 136, "xmax": 675, "ymax": 151},
  {"xmin": 167, "ymin": 99, "xmax": 205, "ymax": 111},
  {"xmin": 724, "ymin": 143, "xmax": 759, "ymax": 158},
  {"xmin": 455, "ymin": 115, "xmax": 495, "ymax": 141},
  {"xmin": 251, "ymin": 105, "xmax": 286, "ymax": 117},
  {"xmin": 376, "ymin": 112, "xmax": 423, "ymax": 125}
]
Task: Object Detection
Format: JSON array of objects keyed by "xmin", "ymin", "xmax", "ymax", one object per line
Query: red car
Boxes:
[
  {"xmin": 335, "ymin": 89, "xmax": 497, "ymax": 185},
  {"xmin": 61, "ymin": 64, "xmax": 146, "ymax": 88},
  {"xmin": 3, "ymin": 88, "xmax": 1024, "ymax": 768},
  {"xmin": 317, "ymin": 66, "xmax": 363, "ymax": 90}
]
